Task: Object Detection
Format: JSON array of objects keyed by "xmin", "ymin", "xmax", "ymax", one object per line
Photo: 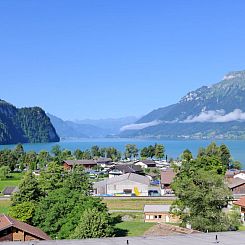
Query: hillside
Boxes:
[
  {"xmin": 120, "ymin": 70, "xmax": 245, "ymax": 139},
  {"xmin": 0, "ymin": 100, "xmax": 60, "ymax": 144}
]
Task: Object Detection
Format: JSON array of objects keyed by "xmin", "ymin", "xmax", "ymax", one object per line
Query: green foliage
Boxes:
[
  {"xmin": 125, "ymin": 144, "xmax": 138, "ymax": 160},
  {"xmin": 63, "ymin": 165, "xmax": 92, "ymax": 195},
  {"xmin": 8, "ymin": 201, "xmax": 35, "ymax": 224},
  {"xmin": 70, "ymin": 207, "xmax": 113, "ymax": 239},
  {"xmin": 181, "ymin": 149, "xmax": 193, "ymax": 162},
  {"xmin": 171, "ymin": 143, "xmax": 235, "ymax": 232},
  {"xmin": 231, "ymin": 160, "xmax": 242, "ymax": 170},
  {"xmin": 155, "ymin": 144, "xmax": 165, "ymax": 160},
  {"xmin": 0, "ymin": 166, "xmax": 11, "ymax": 180},
  {"xmin": 38, "ymin": 161, "xmax": 65, "ymax": 194},
  {"xmin": 11, "ymin": 171, "xmax": 42, "ymax": 205},
  {"xmin": 0, "ymin": 100, "xmax": 59, "ymax": 144}
]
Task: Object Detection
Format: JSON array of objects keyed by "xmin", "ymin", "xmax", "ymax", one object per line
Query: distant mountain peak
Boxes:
[{"xmin": 121, "ymin": 69, "xmax": 245, "ymax": 139}]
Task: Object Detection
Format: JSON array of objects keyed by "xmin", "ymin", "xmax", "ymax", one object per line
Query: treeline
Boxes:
[{"xmin": 0, "ymin": 143, "xmax": 166, "ymax": 173}]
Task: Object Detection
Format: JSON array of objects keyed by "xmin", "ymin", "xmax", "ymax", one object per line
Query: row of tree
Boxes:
[
  {"xmin": 0, "ymin": 143, "xmax": 167, "ymax": 172},
  {"xmin": 9, "ymin": 163, "xmax": 114, "ymax": 239}
]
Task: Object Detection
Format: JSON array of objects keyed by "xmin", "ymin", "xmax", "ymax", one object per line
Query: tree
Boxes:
[
  {"xmin": 147, "ymin": 145, "xmax": 155, "ymax": 159},
  {"xmin": 91, "ymin": 145, "xmax": 101, "ymax": 158},
  {"xmin": 219, "ymin": 144, "xmax": 231, "ymax": 169},
  {"xmin": 0, "ymin": 166, "xmax": 10, "ymax": 180},
  {"xmin": 11, "ymin": 171, "xmax": 42, "ymax": 205},
  {"xmin": 231, "ymin": 160, "xmax": 242, "ymax": 170},
  {"xmin": 181, "ymin": 149, "xmax": 193, "ymax": 162},
  {"xmin": 140, "ymin": 147, "xmax": 148, "ymax": 159},
  {"xmin": 38, "ymin": 161, "xmax": 65, "ymax": 194},
  {"xmin": 8, "ymin": 201, "xmax": 35, "ymax": 224},
  {"xmin": 171, "ymin": 146, "xmax": 235, "ymax": 232},
  {"xmin": 155, "ymin": 144, "xmax": 165, "ymax": 160},
  {"xmin": 33, "ymin": 188, "xmax": 111, "ymax": 239},
  {"xmin": 74, "ymin": 149, "xmax": 84, "ymax": 160},
  {"xmin": 70, "ymin": 207, "xmax": 113, "ymax": 239},
  {"xmin": 64, "ymin": 165, "xmax": 92, "ymax": 195}
]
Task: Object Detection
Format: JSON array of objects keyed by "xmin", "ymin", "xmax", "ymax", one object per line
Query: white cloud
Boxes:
[
  {"xmin": 120, "ymin": 120, "xmax": 161, "ymax": 131},
  {"xmin": 183, "ymin": 109, "xmax": 245, "ymax": 123}
]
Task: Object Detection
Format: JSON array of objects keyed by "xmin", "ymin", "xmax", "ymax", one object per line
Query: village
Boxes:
[{"xmin": 0, "ymin": 143, "xmax": 245, "ymax": 243}]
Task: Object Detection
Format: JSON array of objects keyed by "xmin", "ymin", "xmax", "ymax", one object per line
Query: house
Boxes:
[
  {"xmin": 144, "ymin": 205, "xmax": 179, "ymax": 223},
  {"xmin": 93, "ymin": 173, "xmax": 150, "ymax": 196},
  {"xmin": 233, "ymin": 196, "xmax": 245, "ymax": 224},
  {"xmin": 228, "ymin": 177, "xmax": 245, "ymax": 195},
  {"xmin": 135, "ymin": 160, "xmax": 156, "ymax": 169},
  {"xmin": 96, "ymin": 158, "xmax": 113, "ymax": 168},
  {"xmin": 160, "ymin": 168, "xmax": 176, "ymax": 195},
  {"xmin": 108, "ymin": 164, "xmax": 143, "ymax": 178},
  {"xmin": 2, "ymin": 186, "xmax": 19, "ymax": 197},
  {"xmin": 0, "ymin": 214, "xmax": 51, "ymax": 242},
  {"xmin": 63, "ymin": 160, "xmax": 97, "ymax": 170}
]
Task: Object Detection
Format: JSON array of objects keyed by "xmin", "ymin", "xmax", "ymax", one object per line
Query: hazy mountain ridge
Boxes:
[
  {"xmin": 0, "ymin": 100, "xmax": 60, "ymax": 144},
  {"xmin": 120, "ymin": 70, "xmax": 245, "ymax": 139},
  {"xmin": 48, "ymin": 114, "xmax": 138, "ymax": 139}
]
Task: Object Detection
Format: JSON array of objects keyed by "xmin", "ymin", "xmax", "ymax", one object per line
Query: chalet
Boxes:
[
  {"xmin": 233, "ymin": 196, "xmax": 245, "ymax": 224},
  {"xmin": 108, "ymin": 164, "xmax": 143, "ymax": 178},
  {"xmin": 63, "ymin": 160, "xmax": 97, "ymax": 170},
  {"xmin": 228, "ymin": 177, "xmax": 245, "ymax": 195},
  {"xmin": 160, "ymin": 168, "xmax": 176, "ymax": 195},
  {"xmin": 144, "ymin": 205, "xmax": 179, "ymax": 223},
  {"xmin": 93, "ymin": 173, "xmax": 150, "ymax": 196},
  {"xmin": 135, "ymin": 160, "xmax": 156, "ymax": 168},
  {"xmin": 0, "ymin": 214, "xmax": 51, "ymax": 242}
]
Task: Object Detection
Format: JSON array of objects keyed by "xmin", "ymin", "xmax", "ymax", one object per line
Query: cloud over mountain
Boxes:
[
  {"xmin": 120, "ymin": 120, "xmax": 161, "ymax": 131},
  {"xmin": 183, "ymin": 109, "xmax": 245, "ymax": 123}
]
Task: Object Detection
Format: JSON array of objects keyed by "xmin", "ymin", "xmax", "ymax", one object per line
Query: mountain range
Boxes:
[
  {"xmin": 120, "ymin": 70, "xmax": 245, "ymax": 139},
  {"xmin": 0, "ymin": 100, "xmax": 59, "ymax": 144},
  {"xmin": 48, "ymin": 114, "xmax": 137, "ymax": 139}
]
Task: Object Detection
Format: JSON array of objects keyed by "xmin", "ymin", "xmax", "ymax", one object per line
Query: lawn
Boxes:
[
  {"xmin": 0, "ymin": 173, "xmax": 23, "ymax": 193},
  {"xmin": 239, "ymin": 225, "xmax": 245, "ymax": 231},
  {"xmin": 103, "ymin": 198, "xmax": 173, "ymax": 210},
  {"xmin": 114, "ymin": 221, "xmax": 156, "ymax": 236},
  {"xmin": 0, "ymin": 200, "xmax": 12, "ymax": 214}
]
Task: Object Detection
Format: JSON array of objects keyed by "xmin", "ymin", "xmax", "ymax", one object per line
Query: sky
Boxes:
[{"xmin": 0, "ymin": 0, "xmax": 245, "ymax": 120}]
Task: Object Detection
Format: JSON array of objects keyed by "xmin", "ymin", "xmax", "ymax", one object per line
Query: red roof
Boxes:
[
  {"xmin": 234, "ymin": 197, "xmax": 245, "ymax": 207},
  {"xmin": 0, "ymin": 214, "xmax": 51, "ymax": 240}
]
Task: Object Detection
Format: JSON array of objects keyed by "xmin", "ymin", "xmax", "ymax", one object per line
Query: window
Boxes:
[
  {"xmin": 159, "ymin": 215, "xmax": 162, "ymax": 219},
  {"xmin": 123, "ymin": 189, "xmax": 132, "ymax": 194},
  {"xmin": 154, "ymin": 215, "xmax": 158, "ymax": 219}
]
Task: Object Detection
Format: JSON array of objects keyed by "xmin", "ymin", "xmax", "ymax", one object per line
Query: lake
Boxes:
[{"xmin": 0, "ymin": 138, "xmax": 244, "ymax": 168}]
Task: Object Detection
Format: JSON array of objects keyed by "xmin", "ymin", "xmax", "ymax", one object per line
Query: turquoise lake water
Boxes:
[{"xmin": 0, "ymin": 138, "xmax": 244, "ymax": 168}]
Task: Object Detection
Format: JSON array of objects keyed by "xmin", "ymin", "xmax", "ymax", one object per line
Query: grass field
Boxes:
[
  {"xmin": 0, "ymin": 200, "xmax": 11, "ymax": 214},
  {"xmin": 103, "ymin": 198, "xmax": 173, "ymax": 210},
  {"xmin": 0, "ymin": 173, "xmax": 23, "ymax": 193},
  {"xmin": 115, "ymin": 221, "xmax": 155, "ymax": 236}
]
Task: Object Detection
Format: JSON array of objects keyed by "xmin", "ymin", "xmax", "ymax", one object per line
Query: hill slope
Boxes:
[
  {"xmin": 120, "ymin": 70, "xmax": 245, "ymax": 139},
  {"xmin": 0, "ymin": 100, "xmax": 60, "ymax": 144}
]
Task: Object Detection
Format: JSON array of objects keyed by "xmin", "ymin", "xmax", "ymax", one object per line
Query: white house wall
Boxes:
[{"xmin": 107, "ymin": 179, "xmax": 149, "ymax": 196}]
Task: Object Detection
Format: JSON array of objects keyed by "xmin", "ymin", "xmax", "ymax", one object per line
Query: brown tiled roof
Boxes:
[
  {"xmin": 161, "ymin": 168, "xmax": 176, "ymax": 185},
  {"xmin": 64, "ymin": 160, "xmax": 97, "ymax": 166},
  {"xmin": 234, "ymin": 197, "xmax": 245, "ymax": 207},
  {"xmin": 228, "ymin": 177, "xmax": 245, "ymax": 189},
  {"xmin": 0, "ymin": 214, "xmax": 51, "ymax": 240}
]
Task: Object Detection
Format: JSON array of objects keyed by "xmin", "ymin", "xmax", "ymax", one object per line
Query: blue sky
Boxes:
[{"xmin": 1, "ymin": 0, "xmax": 245, "ymax": 120}]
